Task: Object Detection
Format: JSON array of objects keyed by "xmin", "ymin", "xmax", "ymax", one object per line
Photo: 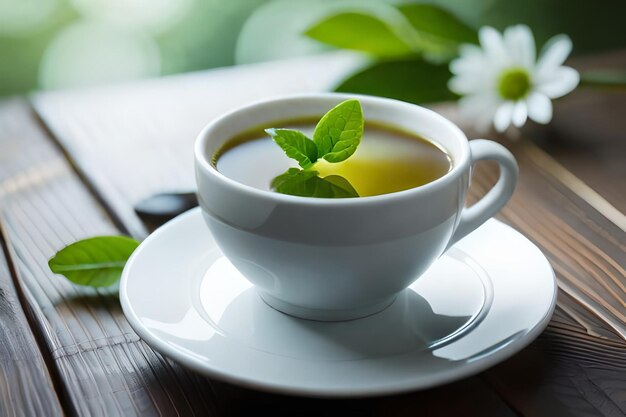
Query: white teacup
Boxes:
[{"xmin": 195, "ymin": 94, "xmax": 518, "ymax": 321}]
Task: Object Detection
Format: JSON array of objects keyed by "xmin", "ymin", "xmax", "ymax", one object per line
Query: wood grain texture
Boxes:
[
  {"xmin": 484, "ymin": 299, "xmax": 626, "ymax": 417},
  {"xmin": 18, "ymin": 53, "xmax": 626, "ymax": 415},
  {"xmin": 0, "ymin": 215, "xmax": 63, "ymax": 415}
]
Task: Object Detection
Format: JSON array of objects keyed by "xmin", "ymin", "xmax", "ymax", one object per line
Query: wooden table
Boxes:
[{"xmin": 0, "ymin": 53, "xmax": 624, "ymax": 417}]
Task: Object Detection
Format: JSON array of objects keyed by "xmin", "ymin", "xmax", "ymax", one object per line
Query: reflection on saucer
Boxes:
[{"xmin": 188, "ymin": 250, "xmax": 491, "ymax": 361}]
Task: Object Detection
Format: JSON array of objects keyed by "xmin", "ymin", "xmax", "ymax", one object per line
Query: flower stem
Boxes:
[{"xmin": 579, "ymin": 71, "xmax": 626, "ymax": 91}]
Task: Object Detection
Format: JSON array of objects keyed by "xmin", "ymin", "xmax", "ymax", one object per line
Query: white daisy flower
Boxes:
[{"xmin": 449, "ymin": 25, "xmax": 580, "ymax": 133}]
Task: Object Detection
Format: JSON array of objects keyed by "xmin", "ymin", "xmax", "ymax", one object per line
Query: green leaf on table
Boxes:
[
  {"xmin": 304, "ymin": 10, "xmax": 415, "ymax": 57},
  {"xmin": 313, "ymin": 99, "xmax": 364, "ymax": 163},
  {"xmin": 48, "ymin": 236, "xmax": 139, "ymax": 287},
  {"xmin": 335, "ymin": 58, "xmax": 456, "ymax": 105},
  {"xmin": 271, "ymin": 168, "xmax": 359, "ymax": 198},
  {"xmin": 398, "ymin": 3, "xmax": 478, "ymax": 48},
  {"xmin": 266, "ymin": 128, "xmax": 318, "ymax": 169}
]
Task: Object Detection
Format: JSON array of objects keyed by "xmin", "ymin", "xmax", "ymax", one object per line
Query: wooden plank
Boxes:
[
  {"xmin": 0, "ymin": 99, "xmax": 517, "ymax": 415},
  {"xmin": 485, "ymin": 337, "xmax": 626, "ymax": 417},
  {"xmin": 530, "ymin": 87, "xmax": 626, "ymax": 214},
  {"xmin": 0, "ymin": 98, "xmax": 65, "ymax": 417},
  {"xmin": 31, "ymin": 54, "xmax": 625, "ymax": 416},
  {"xmin": 484, "ymin": 296, "xmax": 626, "ymax": 417},
  {"xmin": 527, "ymin": 50, "xmax": 626, "ymax": 213},
  {"xmin": 0, "ymin": 99, "xmax": 221, "ymax": 416},
  {"xmin": 0, "ymin": 218, "xmax": 63, "ymax": 416}
]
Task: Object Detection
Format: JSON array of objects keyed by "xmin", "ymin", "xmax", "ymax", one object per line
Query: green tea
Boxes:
[{"xmin": 215, "ymin": 120, "xmax": 451, "ymax": 198}]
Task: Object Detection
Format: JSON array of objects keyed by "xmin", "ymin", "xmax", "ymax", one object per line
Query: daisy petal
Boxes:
[
  {"xmin": 535, "ymin": 66, "xmax": 580, "ymax": 98},
  {"xmin": 459, "ymin": 93, "xmax": 493, "ymax": 118},
  {"xmin": 526, "ymin": 92, "xmax": 553, "ymax": 124},
  {"xmin": 479, "ymin": 26, "xmax": 508, "ymax": 67},
  {"xmin": 459, "ymin": 93, "xmax": 499, "ymax": 133},
  {"xmin": 494, "ymin": 102, "xmax": 514, "ymax": 132},
  {"xmin": 450, "ymin": 52, "xmax": 487, "ymax": 75},
  {"xmin": 475, "ymin": 104, "xmax": 499, "ymax": 133},
  {"xmin": 512, "ymin": 101, "xmax": 528, "ymax": 127},
  {"xmin": 448, "ymin": 76, "xmax": 473, "ymax": 95},
  {"xmin": 475, "ymin": 111, "xmax": 497, "ymax": 133},
  {"xmin": 459, "ymin": 44, "xmax": 484, "ymax": 59},
  {"xmin": 504, "ymin": 25, "xmax": 535, "ymax": 69},
  {"xmin": 448, "ymin": 73, "xmax": 491, "ymax": 95},
  {"xmin": 535, "ymin": 34, "xmax": 573, "ymax": 80}
]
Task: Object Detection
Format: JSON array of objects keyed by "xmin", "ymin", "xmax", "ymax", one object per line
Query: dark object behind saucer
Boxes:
[{"xmin": 134, "ymin": 192, "xmax": 198, "ymax": 231}]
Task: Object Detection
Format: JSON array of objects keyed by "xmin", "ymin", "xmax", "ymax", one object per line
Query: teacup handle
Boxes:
[{"xmin": 447, "ymin": 139, "xmax": 518, "ymax": 248}]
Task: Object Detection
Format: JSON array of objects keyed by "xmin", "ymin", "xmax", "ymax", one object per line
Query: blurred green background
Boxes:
[{"xmin": 1, "ymin": 0, "xmax": 624, "ymax": 97}]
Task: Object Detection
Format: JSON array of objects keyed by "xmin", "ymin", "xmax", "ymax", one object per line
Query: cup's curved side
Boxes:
[{"xmin": 202, "ymin": 211, "xmax": 458, "ymax": 321}]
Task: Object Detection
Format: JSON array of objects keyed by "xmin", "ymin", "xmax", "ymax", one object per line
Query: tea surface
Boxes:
[{"xmin": 215, "ymin": 121, "xmax": 451, "ymax": 197}]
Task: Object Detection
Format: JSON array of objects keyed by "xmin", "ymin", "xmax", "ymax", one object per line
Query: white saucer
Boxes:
[{"xmin": 120, "ymin": 208, "xmax": 556, "ymax": 397}]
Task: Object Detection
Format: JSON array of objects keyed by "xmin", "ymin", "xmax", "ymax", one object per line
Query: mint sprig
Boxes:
[{"xmin": 266, "ymin": 99, "xmax": 364, "ymax": 169}]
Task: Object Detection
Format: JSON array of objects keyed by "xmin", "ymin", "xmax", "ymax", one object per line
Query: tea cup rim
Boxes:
[{"xmin": 194, "ymin": 93, "xmax": 470, "ymax": 206}]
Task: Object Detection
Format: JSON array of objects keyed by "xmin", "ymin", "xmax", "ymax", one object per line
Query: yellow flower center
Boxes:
[{"xmin": 498, "ymin": 67, "xmax": 531, "ymax": 100}]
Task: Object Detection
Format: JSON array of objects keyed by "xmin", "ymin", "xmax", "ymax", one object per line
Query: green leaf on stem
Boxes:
[
  {"xmin": 305, "ymin": 10, "xmax": 414, "ymax": 57},
  {"xmin": 398, "ymin": 3, "xmax": 478, "ymax": 47},
  {"xmin": 335, "ymin": 59, "xmax": 456, "ymax": 105},
  {"xmin": 304, "ymin": 4, "xmax": 477, "ymax": 60}
]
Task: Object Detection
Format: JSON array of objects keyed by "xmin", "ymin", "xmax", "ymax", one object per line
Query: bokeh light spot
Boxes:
[
  {"xmin": 39, "ymin": 21, "xmax": 161, "ymax": 90},
  {"xmin": 70, "ymin": 0, "xmax": 193, "ymax": 34},
  {"xmin": 0, "ymin": 0, "xmax": 59, "ymax": 36}
]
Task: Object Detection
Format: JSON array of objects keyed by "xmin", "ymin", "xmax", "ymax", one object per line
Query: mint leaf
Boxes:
[
  {"xmin": 313, "ymin": 99, "xmax": 364, "ymax": 163},
  {"xmin": 271, "ymin": 168, "xmax": 359, "ymax": 198},
  {"xmin": 265, "ymin": 128, "xmax": 318, "ymax": 169},
  {"xmin": 48, "ymin": 236, "xmax": 139, "ymax": 287}
]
